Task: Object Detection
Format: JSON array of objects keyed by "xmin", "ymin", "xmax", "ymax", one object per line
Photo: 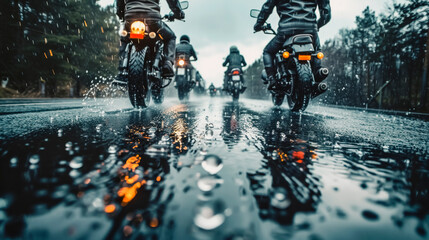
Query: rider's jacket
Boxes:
[
  {"xmin": 257, "ymin": 0, "xmax": 331, "ymax": 34},
  {"xmin": 176, "ymin": 40, "xmax": 198, "ymax": 61},
  {"xmin": 223, "ymin": 49, "xmax": 247, "ymax": 71},
  {"xmin": 116, "ymin": 0, "xmax": 182, "ymax": 20}
]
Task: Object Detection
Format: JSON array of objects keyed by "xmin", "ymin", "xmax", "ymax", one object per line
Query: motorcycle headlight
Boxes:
[
  {"xmin": 131, "ymin": 21, "xmax": 145, "ymax": 34},
  {"xmin": 178, "ymin": 59, "xmax": 185, "ymax": 67}
]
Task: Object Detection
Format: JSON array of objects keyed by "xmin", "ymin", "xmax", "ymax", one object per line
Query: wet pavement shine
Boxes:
[{"xmin": 0, "ymin": 97, "xmax": 428, "ymax": 240}]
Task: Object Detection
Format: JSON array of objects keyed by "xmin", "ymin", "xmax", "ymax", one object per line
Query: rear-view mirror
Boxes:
[
  {"xmin": 181, "ymin": 1, "xmax": 189, "ymax": 10},
  {"xmin": 250, "ymin": 9, "xmax": 260, "ymax": 18}
]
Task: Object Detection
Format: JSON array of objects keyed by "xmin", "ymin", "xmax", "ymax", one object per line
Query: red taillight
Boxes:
[{"xmin": 232, "ymin": 70, "xmax": 240, "ymax": 75}]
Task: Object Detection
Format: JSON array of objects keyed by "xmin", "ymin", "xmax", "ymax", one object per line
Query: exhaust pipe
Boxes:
[
  {"xmin": 315, "ymin": 68, "xmax": 329, "ymax": 82},
  {"xmin": 312, "ymin": 82, "xmax": 328, "ymax": 99}
]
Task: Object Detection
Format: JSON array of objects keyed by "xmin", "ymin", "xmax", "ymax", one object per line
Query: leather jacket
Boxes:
[
  {"xmin": 223, "ymin": 49, "xmax": 247, "ymax": 70},
  {"xmin": 176, "ymin": 40, "xmax": 198, "ymax": 61},
  {"xmin": 116, "ymin": 0, "xmax": 182, "ymax": 20},
  {"xmin": 256, "ymin": 0, "xmax": 331, "ymax": 34}
]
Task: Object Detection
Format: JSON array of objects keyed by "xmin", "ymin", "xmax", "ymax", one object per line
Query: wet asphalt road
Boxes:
[{"xmin": 0, "ymin": 97, "xmax": 428, "ymax": 240}]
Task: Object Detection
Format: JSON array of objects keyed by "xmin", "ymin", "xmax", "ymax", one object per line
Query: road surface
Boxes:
[{"xmin": 0, "ymin": 97, "xmax": 428, "ymax": 240}]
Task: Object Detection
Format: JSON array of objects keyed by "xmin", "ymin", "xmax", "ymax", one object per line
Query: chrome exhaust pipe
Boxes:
[
  {"xmin": 312, "ymin": 82, "xmax": 328, "ymax": 99},
  {"xmin": 315, "ymin": 68, "xmax": 329, "ymax": 82}
]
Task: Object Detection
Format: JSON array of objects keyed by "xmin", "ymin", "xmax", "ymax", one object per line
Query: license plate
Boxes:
[
  {"xmin": 232, "ymin": 75, "xmax": 240, "ymax": 81},
  {"xmin": 177, "ymin": 68, "xmax": 185, "ymax": 75}
]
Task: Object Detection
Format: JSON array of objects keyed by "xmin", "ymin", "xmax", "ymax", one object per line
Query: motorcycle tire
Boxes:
[
  {"xmin": 128, "ymin": 46, "xmax": 150, "ymax": 108},
  {"xmin": 232, "ymin": 90, "xmax": 239, "ymax": 101},
  {"xmin": 287, "ymin": 60, "xmax": 313, "ymax": 112},
  {"xmin": 272, "ymin": 94, "xmax": 285, "ymax": 106}
]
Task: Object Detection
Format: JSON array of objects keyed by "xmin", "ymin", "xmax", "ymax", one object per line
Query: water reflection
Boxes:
[
  {"xmin": 221, "ymin": 103, "xmax": 242, "ymax": 148},
  {"xmin": 248, "ymin": 109, "xmax": 321, "ymax": 225}
]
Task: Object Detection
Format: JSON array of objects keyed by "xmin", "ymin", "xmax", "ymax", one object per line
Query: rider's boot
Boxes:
[
  {"xmin": 266, "ymin": 67, "xmax": 276, "ymax": 90},
  {"xmin": 162, "ymin": 61, "xmax": 175, "ymax": 78},
  {"xmin": 261, "ymin": 69, "xmax": 268, "ymax": 84},
  {"xmin": 267, "ymin": 75, "xmax": 276, "ymax": 91}
]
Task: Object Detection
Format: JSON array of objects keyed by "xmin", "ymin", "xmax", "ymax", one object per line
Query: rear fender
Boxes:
[{"xmin": 291, "ymin": 43, "xmax": 314, "ymax": 54}]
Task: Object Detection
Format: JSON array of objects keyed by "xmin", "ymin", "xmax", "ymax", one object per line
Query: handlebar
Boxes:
[
  {"xmin": 255, "ymin": 23, "xmax": 277, "ymax": 35},
  {"xmin": 163, "ymin": 13, "xmax": 185, "ymax": 22}
]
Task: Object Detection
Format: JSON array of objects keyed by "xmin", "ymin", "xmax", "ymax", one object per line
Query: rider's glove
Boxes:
[
  {"xmin": 174, "ymin": 11, "xmax": 185, "ymax": 20},
  {"xmin": 254, "ymin": 22, "xmax": 264, "ymax": 32}
]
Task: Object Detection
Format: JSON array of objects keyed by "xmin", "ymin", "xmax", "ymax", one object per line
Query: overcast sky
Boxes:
[{"xmin": 100, "ymin": 0, "xmax": 399, "ymax": 86}]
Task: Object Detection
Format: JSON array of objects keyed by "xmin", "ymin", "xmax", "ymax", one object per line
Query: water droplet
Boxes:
[
  {"xmin": 65, "ymin": 142, "xmax": 73, "ymax": 150},
  {"xmin": 269, "ymin": 188, "xmax": 290, "ymax": 209},
  {"xmin": 205, "ymin": 129, "xmax": 214, "ymax": 138},
  {"xmin": 201, "ymin": 155, "xmax": 223, "ymax": 175},
  {"xmin": 69, "ymin": 156, "xmax": 83, "ymax": 169},
  {"xmin": 0, "ymin": 198, "xmax": 8, "ymax": 209},
  {"xmin": 10, "ymin": 157, "xmax": 18, "ymax": 168},
  {"xmin": 197, "ymin": 175, "xmax": 224, "ymax": 192},
  {"xmin": 161, "ymin": 135, "xmax": 170, "ymax": 142},
  {"xmin": 57, "ymin": 129, "xmax": 63, "ymax": 137},
  {"xmin": 194, "ymin": 200, "xmax": 226, "ymax": 230},
  {"xmin": 362, "ymin": 210, "xmax": 379, "ymax": 221},
  {"xmin": 96, "ymin": 124, "xmax": 102, "ymax": 133},
  {"xmin": 29, "ymin": 154, "xmax": 40, "ymax": 164},
  {"xmin": 108, "ymin": 145, "xmax": 117, "ymax": 154}
]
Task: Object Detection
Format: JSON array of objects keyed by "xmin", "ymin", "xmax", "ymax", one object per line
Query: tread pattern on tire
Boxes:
[
  {"xmin": 128, "ymin": 46, "xmax": 149, "ymax": 108},
  {"xmin": 289, "ymin": 61, "xmax": 313, "ymax": 112}
]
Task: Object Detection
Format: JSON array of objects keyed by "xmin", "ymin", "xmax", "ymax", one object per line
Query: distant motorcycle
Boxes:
[
  {"xmin": 225, "ymin": 68, "xmax": 245, "ymax": 101},
  {"xmin": 119, "ymin": 2, "xmax": 189, "ymax": 108},
  {"xmin": 250, "ymin": 9, "xmax": 329, "ymax": 112},
  {"xmin": 175, "ymin": 54, "xmax": 195, "ymax": 100},
  {"xmin": 209, "ymin": 86, "xmax": 217, "ymax": 97}
]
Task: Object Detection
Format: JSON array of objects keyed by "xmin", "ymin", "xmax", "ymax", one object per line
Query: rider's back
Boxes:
[
  {"xmin": 224, "ymin": 48, "xmax": 246, "ymax": 69},
  {"xmin": 124, "ymin": 0, "xmax": 162, "ymax": 19},
  {"xmin": 176, "ymin": 42, "xmax": 196, "ymax": 59},
  {"xmin": 278, "ymin": 0, "xmax": 318, "ymax": 31}
]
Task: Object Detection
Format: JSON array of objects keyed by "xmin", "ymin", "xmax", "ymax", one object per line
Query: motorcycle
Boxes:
[
  {"xmin": 250, "ymin": 9, "xmax": 329, "ymax": 112},
  {"xmin": 225, "ymin": 68, "xmax": 245, "ymax": 101},
  {"xmin": 118, "ymin": 1, "xmax": 189, "ymax": 108},
  {"xmin": 175, "ymin": 54, "xmax": 195, "ymax": 101},
  {"xmin": 209, "ymin": 87, "xmax": 217, "ymax": 97}
]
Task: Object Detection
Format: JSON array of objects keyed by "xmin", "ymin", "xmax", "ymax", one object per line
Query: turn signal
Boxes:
[
  {"xmin": 317, "ymin": 52, "xmax": 324, "ymax": 59},
  {"xmin": 178, "ymin": 59, "xmax": 185, "ymax": 66},
  {"xmin": 282, "ymin": 51, "xmax": 290, "ymax": 59}
]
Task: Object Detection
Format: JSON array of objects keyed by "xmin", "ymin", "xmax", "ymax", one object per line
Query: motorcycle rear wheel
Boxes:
[
  {"xmin": 128, "ymin": 46, "xmax": 150, "ymax": 108},
  {"xmin": 287, "ymin": 61, "xmax": 313, "ymax": 112},
  {"xmin": 272, "ymin": 94, "xmax": 285, "ymax": 106},
  {"xmin": 232, "ymin": 90, "xmax": 239, "ymax": 101}
]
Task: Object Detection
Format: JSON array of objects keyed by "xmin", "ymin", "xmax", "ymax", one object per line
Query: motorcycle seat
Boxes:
[{"xmin": 283, "ymin": 34, "xmax": 313, "ymax": 47}]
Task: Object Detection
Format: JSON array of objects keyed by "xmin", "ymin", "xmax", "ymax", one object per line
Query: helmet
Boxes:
[
  {"xmin": 230, "ymin": 45, "xmax": 239, "ymax": 53},
  {"xmin": 180, "ymin": 35, "xmax": 190, "ymax": 43}
]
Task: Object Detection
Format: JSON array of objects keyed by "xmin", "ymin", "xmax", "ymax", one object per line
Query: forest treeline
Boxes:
[
  {"xmin": 244, "ymin": 0, "xmax": 429, "ymax": 112},
  {"xmin": 0, "ymin": 0, "xmax": 119, "ymax": 97}
]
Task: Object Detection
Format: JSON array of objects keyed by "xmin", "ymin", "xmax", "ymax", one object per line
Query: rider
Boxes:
[
  {"xmin": 209, "ymin": 83, "xmax": 216, "ymax": 94},
  {"xmin": 253, "ymin": 0, "xmax": 331, "ymax": 89},
  {"xmin": 175, "ymin": 35, "xmax": 198, "ymax": 82},
  {"xmin": 222, "ymin": 46, "xmax": 247, "ymax": 91},
  {"xmin": 116, "ymin": 0, "xmax": 185, "ymax": 81}
]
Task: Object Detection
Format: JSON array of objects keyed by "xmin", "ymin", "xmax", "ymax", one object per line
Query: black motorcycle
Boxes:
[
  {"xmin": 250, "ymin": 9, "xmax": 328, "ymax": 112},
  {"xmin": 175, "ymin": 54, "xmax": 195, "ymax": 101},
  {"xmin": 209, "ymin": 87, "xmax": 217, "ymax": 97},
  {"xmin": 224, "ymin": 68, "xmax": 246, "ymax": 101},
  {"xmin": 119, "ymin": 2, "xmax": 189, "ymax": 108}
]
